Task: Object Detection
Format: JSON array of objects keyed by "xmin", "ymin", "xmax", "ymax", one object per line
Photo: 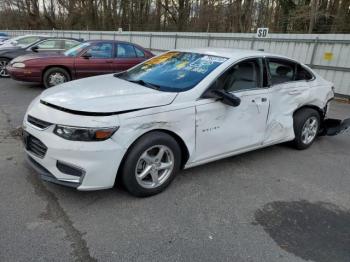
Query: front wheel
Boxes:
[
  {"xmin": 292, "ymin": 108, "xmax": 320, "ymax": 150},
  {"xmin": 43, "ymin": 67, "xmax": 71, "ymax": 88},
  {"xmin": 0, "ymin": 58, "xmax": 10, "ymax": 77},
  {"xmin": 121, "ymin": 132, "xmax": 181, "ymax": 197}
]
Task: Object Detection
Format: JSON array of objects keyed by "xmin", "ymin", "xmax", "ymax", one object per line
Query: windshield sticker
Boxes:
[
  {"xmin": 143, "ymin": 52, "xmax": 180, "ymax": 67},
  {"xmin": 184, "ymin": 65, "xmax": 208, "ymax": 74},
  {"xmin": 176, "ymin": 61, "xmax": 189, "ymax": 69},
  {"xmin": 201, "ymin": 55, "xmax": 227, "ymax": 63}
]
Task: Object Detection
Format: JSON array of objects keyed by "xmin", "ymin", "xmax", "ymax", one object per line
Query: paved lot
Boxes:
[{"xmin": 0, "ymin": 78, "xmax": 350, "ymax": 262}]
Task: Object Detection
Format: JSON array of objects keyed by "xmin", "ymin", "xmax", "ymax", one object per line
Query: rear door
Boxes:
[
  {"xmin": 74, "ymin": 42, "xmax": 114, "ymax": 78},
  {"xmin": 263, "ymin": 57, "xmax": 312, "ymax": 144},
  {"xmin": 112, "ymin": 43, "xmax": 146, "ymax": 73}
]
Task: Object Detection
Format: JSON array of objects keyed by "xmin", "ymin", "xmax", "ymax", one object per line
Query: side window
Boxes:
[
  {"xmin": 295, "ymin": 64, "xmax": 313, "ymax": 81},
  {"xmin": 85, "ymin": 43, "xmax": 113, "ymax": 58},
  {"xmin": 37, "ymin": 40, "xmax": 62, "ymax": 50},
  {"xmin": 17, "ymin": 36, "xmax": 41, "ymax": 45},
  {"xmin": 134, "ymin": 46, "xmax": 145, "ymax": 58},
  {"xmin": 268, "ymin": 58, "xmax": 296, "ymax": 85},
  {"xmin": 64, "ymin": 40, "xmax": 80, "ymax": 50},
  {"xmin": 116, "ymin": 43, "xmax": 137, "ymax": 58},
  {"xmin": 218, "ymin": 59, "xmax": 261, "ymax": 92}
]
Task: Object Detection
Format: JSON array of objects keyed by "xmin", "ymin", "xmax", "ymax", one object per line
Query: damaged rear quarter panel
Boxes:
[{"xmin": 263, "ymin": 77, "xmax": 333, "ymax": 145}]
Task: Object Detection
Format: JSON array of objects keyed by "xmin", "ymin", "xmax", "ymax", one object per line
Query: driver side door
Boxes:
[
  {"xmin": 74, "ymin": 42, "xmax": 114, "ymax": 78},
  {"xmin": 193, "ymin": 58, "xmax": 271, "ymax": 163}
]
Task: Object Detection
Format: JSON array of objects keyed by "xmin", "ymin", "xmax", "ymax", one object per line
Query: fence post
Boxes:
[
  {"xmin": 149, "ymin": 33, "xmax": 152, "ymax": 50},
  {"xmin": 129, "ymin": 32, "xmax": 132, "ymax": 43},
  {"xmin": 174, "ymin": 34, "xmax": 178, "ymax": 49},
  {"xmin": 207, "ymin": 34, "xmax": 211, "ymax": 47},
  {"xmin": 250, "ymin": 36, "xmax": 256, "ymax": 50},
  {"xmin": 310, "ymin": 37, "xmax": 319, "ymax": 66}
]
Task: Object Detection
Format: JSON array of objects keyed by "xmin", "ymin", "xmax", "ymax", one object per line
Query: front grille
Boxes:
[
  {"xmin": 23, "ymin": 131, "xmax": 48, "ymax": 158},
  {"xmin": 27, "ymin": 115, "xmax": 52, "ymax": 129}
]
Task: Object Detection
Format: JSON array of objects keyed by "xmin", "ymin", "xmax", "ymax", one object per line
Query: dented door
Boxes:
[
  {"xmin": 194, "ymin": 89, "xmax": 270, "ymax": 162},
  {"xmin": 263, "ymin": 81, "xmax": 310, "ymax": 144}
]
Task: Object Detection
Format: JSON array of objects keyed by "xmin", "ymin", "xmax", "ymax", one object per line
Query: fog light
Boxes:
[{"xmin": 56, "ymin": 161, "xmax": 84, "ymax": 177}]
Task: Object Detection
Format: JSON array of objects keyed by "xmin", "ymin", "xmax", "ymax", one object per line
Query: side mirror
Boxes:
[
  {"xmin": 11, "ymin": 40, "xmax": 18, "ymax": 46},
  {"xmin": 205, "ymin": 89, "xmax": 241, "ymax": 107},
  {"xmin": 31, "ymin": 45, "xmax": 39, "ymax": 52},
  {"xmin": 82, "ymin": 53, "xmax": 92, "ymax": 59}
]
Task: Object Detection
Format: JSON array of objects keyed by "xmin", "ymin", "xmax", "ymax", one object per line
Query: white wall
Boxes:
[{"xmin": 5, "ymin": 30, "xmax": 350, "ymax": 97}]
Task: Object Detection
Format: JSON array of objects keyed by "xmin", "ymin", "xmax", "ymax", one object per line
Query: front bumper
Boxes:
[
  {"xmin": 6, "ymin": 66, "xmax": 41, "ymax": 82},
  {"xmin": 26, "ymin": 154, "xmax": 82, "ymax": 188},
  {"xmin": 23, "ymin": 119, "xmax": 126, "ymax": 191}
]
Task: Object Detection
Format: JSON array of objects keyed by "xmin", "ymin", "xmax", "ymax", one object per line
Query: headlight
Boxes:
[
  {"xmin": 12, "ymin": 62, "xmax": 26, "ymax": 68},
  {"xmin": 53, "ymin": 125, "xmax": 119, "ymax": 141}
]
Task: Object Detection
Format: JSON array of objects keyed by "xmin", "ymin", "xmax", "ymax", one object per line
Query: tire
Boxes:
[
  {"xmin": 0, "ymin": 58, "xmax": 10, "ymax": 78},
  {"xmin": 43, "ymin": 67, "xmax": 71, "ymax": 88},
  {"xmin": 121, "ymin": 132, "xmax": 181, "ymax": 197},
  {"xmin": 292, "ymin": 108, "xmax": 320, "ymax": 150}
]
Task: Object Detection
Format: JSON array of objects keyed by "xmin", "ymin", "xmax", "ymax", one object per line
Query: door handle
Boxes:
[
  {"xmin": 106, "ymin": 61, "xmax": 113, "ymax": 64},
  {"xmin": 252, "ymin": 98, "xmax": 267, "ymax": 103}
]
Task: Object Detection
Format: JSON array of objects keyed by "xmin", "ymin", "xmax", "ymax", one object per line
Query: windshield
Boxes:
[
  {"xmin": 64, "ymin": 42, "xmax": 90, "ymax": 57},
  {"xmin": 117, "ymin": 51, "xmax": 227, "ymax": 92}
]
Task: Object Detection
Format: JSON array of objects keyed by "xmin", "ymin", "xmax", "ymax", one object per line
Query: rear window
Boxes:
[
  {"xmin": 135, "ymin": 47, "xmax": 145, "ymax": 57},
  {"xmin": 116, "ymin": 43, "xmax": 137, "ymax": 58},
  {"xmin": 268, "ymin": 59, "xmax": 296, "ymax": 85},
  {"xmin": 296, "ymin": 64, "xmax": 314, "ymax": 81}
]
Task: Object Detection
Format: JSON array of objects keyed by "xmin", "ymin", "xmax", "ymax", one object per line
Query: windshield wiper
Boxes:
[
  {"xmin": 114, "ymin": 73, "xmax": 161, "ymax": 90},
  {"xmin": 127, "ymin": 79, "xmax": 161, "ymax": 90}
]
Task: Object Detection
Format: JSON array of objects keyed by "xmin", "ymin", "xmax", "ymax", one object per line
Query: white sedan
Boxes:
[{"xmin": 23, "ymin": 48, "xmax": 347, "ymax": 197}]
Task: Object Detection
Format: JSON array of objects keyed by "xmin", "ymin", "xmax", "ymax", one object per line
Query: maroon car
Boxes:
[{"xmin": 7, "ymin": 40, "xmax": 153, "ymax": 88}]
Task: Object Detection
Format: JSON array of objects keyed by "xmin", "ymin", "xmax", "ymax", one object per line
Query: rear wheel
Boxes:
[
  {"xmin": 121, "ymin": 132, "xmax": 181, "ymax": 197},
  {"xmin": 292, "ymin": 108, "xmax": 320, "ymax": 150},
  {"xmin": 43, "ymin": 67, "xmax": 71, "ymax": 88},
  {"xmin": 0, "ymin": 58, "xmax": 10, "ymax": 77}
]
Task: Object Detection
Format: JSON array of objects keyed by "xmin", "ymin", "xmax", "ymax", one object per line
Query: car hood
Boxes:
[
  {"xmin": 40, "ymin": 74, "xmax": 178, "ymax": 115},
  {"xmin": 12, "ymin": 53, "xmax": 64, "ymax": 63},
  {"xmin": 0, "ymin": 46, "xmax": 22, "ymax": 52}
]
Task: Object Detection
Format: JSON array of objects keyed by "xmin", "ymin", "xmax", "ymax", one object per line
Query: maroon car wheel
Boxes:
[
  {"xmin": 0, "ymin": 58, "xmax": 10, "ymax": 78},
  {"xmin": 43, "ymin": 67, "xmax": 71, "ymax": 88}
]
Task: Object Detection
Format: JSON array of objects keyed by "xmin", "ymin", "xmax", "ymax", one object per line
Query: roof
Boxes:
[
  {"xmin": 176, "ymin": 47, "xmax": 288, "ymax": 61},
  {"xmin": 40, "ymin": 36, "xmax": 82, "ymax": 41}
]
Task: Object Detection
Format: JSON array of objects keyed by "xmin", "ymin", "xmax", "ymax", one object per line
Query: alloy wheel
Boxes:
[
  {"xmin": 301, "ymin": 116, "xmax": 318, "ymax": 144},
  {"xmin": 0, "ymin": 60, "xmax": 9, "ymax": 77},
  {"xmin": 135, "ymin": 145, "xmax": 175, "ymax": 189},
  {"xmin": 48, "ymin": 72, "xmax": 67, "ymax": 86}
]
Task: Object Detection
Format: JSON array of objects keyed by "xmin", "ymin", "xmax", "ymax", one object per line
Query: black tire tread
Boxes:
[
  {"xmin": 0, "ymin": 57, "xmax": 10, "ymax": 78},
  {"xmin": 121, "ymin": 131, "xmax": 181, "ymax": 197},
  {"xmin": 292, "ymin": 108, "xmax": 320, "ymax": 150}
]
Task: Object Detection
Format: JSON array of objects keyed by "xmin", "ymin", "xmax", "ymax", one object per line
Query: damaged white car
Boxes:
[{"xmin": 23, "ymin": 48, "xmax": 349, "ymax": 197}]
